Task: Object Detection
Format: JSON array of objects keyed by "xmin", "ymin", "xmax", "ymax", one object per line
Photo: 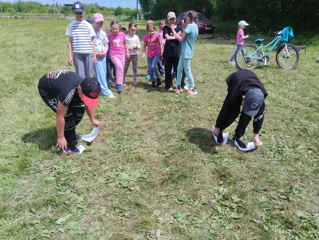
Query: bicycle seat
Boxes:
[{"xmin": 255, "ymin": 39, "xmax": 264, "ymax": 45}]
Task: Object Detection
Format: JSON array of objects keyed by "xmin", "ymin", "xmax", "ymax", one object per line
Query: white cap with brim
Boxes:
[
  {"xmin": 167, "ymin": 11, "xmax": 176, "ymax": 20},
  {"xmin": 238, "ymin": 20, "xmax": 249, "ymax": 26},
  {"xmin": 242, "ymin": 88, "xmax": 264, "ymax": 116}
]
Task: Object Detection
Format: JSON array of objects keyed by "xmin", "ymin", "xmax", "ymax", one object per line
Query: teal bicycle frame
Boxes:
[{"xmin": 251, "ymin": 35, "xmax": 282, "ymax": 63}]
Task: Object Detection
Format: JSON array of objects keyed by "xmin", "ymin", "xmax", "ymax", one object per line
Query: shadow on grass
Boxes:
[
  {"xmin": 187, "ymin": 128, "xmax": 218, "ymax": 154},
  {"xmin": 108, "ymin": 80, "xmax": 169, "ymax": 93},
  {"xmin": 21, "ymin": 126, "xmax": 56, "ymax": 151}
]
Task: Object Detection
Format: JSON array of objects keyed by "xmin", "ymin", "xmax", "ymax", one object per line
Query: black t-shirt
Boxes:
[
  {"xmin": 163, "ymin": 25, "xmax": 182, "ymax": 58},
  {"xmin": 38, "ymin": 70, "xmax": 82, "ymax": 106}
]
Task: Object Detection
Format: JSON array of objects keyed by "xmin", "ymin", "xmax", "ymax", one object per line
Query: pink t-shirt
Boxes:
[
  {"xmin": 237, "ymin": 28, "xmax": 244, "ymax": 45},
  {"xmin": 143, "ymin": 33, "xmax": 161, "ymax": 57},
  {"xmin": 107, "ymin": 32, "xmax": 126, "ymax": 55},
  {"xmin": 156, "ymin": 28, "xmax": 166, "ymax": 45}
]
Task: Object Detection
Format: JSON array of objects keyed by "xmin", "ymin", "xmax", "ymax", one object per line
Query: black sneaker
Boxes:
[
  {"xmin": 73, "ymin": 132, "xmax": 81, "ymax": 143},
  {"xmin": 151, "ymin": 82, "xmax": 156, "ymax": 87},
  {"xmin": 232, "ymin": 137, "xmax": 246, "ymax": 149},
  {"xmin": 64, "ymin": 143, "xmax": 80, "ymax": 154},
  {"xmin": 157, "ymin": 77, "xmax": 162, "ymax": 86},
  {"xmin": 217, "ymin": 130, "xmax": 223, "ymax": 144}
]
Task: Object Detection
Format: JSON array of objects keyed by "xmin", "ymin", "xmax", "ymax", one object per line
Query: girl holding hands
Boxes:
[{"xmin": 171, "ymin": 10, "xmax": 199, "ymax": 95}]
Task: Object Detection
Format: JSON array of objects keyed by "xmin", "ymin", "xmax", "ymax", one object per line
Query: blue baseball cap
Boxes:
[
  {"xmin": 72, "ymin": 1, "xmax": 84, "ymax": 13},
  {"xmin": 243, "ymin": 88, "xmax": 264, "ymax": 116}
]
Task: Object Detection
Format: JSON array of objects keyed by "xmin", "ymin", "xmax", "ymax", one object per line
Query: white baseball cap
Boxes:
[{"xmin": 238, "ymin": 20, "xmax": 249, "ymax": 26}]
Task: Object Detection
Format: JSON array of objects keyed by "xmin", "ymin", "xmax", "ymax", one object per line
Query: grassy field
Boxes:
[{"xmin": 0, "ymin": 18, "xmax": 318, "ymax": 239}]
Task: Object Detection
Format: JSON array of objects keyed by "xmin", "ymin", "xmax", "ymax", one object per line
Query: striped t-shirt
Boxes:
[{"xmin": 66, "ymin": 20, "xmax": 96, "ymax": 54}]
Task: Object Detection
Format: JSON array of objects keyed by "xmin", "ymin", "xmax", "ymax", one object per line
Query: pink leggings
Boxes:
[{"xmin": 110, "ymin": 54, "xmax": 125, "ymax": 84}]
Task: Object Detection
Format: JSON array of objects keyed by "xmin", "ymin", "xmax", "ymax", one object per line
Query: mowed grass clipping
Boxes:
[{"xmin": 0, "ymin": 18, "xmax": 318, "ymax": 239}]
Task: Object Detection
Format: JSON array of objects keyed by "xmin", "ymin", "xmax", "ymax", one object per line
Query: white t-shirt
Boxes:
[
  {"xmin": 125, "ymin": 34, "xmax": 141, "ymax": 55},
  {"xmin": 94, "ymin": 29, "xmax": 108, "ymax": 53},
  {"xmin": 66, "ymin": 20, "xmax": 96, "ymax": 54}
]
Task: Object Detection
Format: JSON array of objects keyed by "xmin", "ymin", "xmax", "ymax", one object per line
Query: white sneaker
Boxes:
[
  {"xmin": 106, "ymin": 94, "xmax": 115, "ymax": 99},
  {"xmin": 168, "ymin": 87, "xmax": 174, "ymax": 91},
  {"xmin": 183, "ymin": 85, "xmax": 189, "ymax": 90}
]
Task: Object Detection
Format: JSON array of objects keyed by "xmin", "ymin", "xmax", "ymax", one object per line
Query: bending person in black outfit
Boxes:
[
  {"xmin": 38, "ymin": 70, "xmax": 101, "ymax": 153},
  {"xmin": 212, "ymin": 69, "xmax": 268, "ymax": 148}
]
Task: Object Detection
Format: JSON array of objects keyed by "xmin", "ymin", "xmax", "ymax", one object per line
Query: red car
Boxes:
[{"xmin": 177, "ymin": 12, "xmax": 215, "ymax": 33}]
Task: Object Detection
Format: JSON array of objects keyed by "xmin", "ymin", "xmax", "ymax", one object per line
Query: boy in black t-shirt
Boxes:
[{"xmin": 38, "ymin": 70, "xmax": 101, "ymax": 153}]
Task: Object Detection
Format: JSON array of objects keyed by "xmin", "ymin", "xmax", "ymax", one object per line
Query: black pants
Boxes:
[
  {"xmin": 164, "ymin": 57, "xmax": 185, "ymax": 89},
  {"xmin": 216, "ymin": 101, "xmax": 265, "ymax": 139},
  {"xmin": 38, "ymin": 88, "xmax": 85, "ymax": 144}
]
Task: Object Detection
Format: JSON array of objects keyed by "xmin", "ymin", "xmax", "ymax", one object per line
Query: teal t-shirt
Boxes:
[{"xmin": 180, "ymin": 24, "xmax": 198, "ymax": 59}]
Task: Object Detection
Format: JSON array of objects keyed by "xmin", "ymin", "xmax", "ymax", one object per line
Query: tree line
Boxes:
[
  {"xmin": 139, "ymin": 0, "xmax": 319, "ymax": 34},
  {"xmin": 1, "ymin": 0, "xmax": 318, "ymax": 34},
  {"xmin": 0, "ymin": 0, "xmax": 137, "ymax": 18}
]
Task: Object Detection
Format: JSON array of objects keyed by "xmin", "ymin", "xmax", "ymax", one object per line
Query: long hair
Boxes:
[{"xmin": 186, "ymin": 10, "xmax": 197, "ymax": 23}]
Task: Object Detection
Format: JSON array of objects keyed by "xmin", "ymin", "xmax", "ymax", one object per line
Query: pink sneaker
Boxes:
[
  {"xmin": 175, "ymin": 86, "xmax": 182, "ymax": 94},
  {"xmin": 133, "ymin": 80, "xmax": 137, "ymax": 85},
  {"xmin": 187, "ymin": 88, "xmax": 198, "ymax": 95}
]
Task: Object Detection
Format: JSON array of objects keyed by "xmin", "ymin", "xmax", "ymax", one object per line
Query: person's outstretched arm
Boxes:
[
  {"xmin": 68, "ymin": 37, "xmax": 73, "ymax": 66},
  {"xmin": 85, "ymin": 106, "xmax": 100, "ymax": 129},
  {"xmin": 56, "ymin": 101, "xmax": 68, "ymax": 151}
]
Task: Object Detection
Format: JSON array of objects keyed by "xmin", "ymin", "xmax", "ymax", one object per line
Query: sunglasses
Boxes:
[{"xmin": 75, "ymin": 12, "xmax": 83, "ymax": 15}]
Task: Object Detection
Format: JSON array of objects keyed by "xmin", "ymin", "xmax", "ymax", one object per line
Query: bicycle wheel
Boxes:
[
  {"xmin": 235, "ymin": 44, "xmax": 261, "ymax": 70},
  {"xmin": 276, "ymin": 43, "xmax": 299, "ymax": 69}
]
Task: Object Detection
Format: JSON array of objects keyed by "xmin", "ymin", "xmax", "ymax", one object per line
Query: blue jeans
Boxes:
[
  {"xmin": 177, "ymin": 58, "xmax": 195, "ymax": 89},
  {"xmin": 94, "ymin": 56, "xmax": 113, "ymax": 96},
  {"xmin": 230, "ymin": 44, "xmax": 244, "ymax": 62},
  {"xmin": 157, "ymin": 59, "xmax": 164, "ymax": 75},
  {"xmin": 147, "ymin": 54, "xmax": 160, "ymax": 82}
]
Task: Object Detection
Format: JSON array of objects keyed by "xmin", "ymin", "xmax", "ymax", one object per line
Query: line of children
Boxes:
[
  {"xmin": 67, "ymin": 4, "xmax": 201, "ymax": 95},
  {"xmin": 142, "ymin": 22, "xmax": 163, "ymax": 87}
]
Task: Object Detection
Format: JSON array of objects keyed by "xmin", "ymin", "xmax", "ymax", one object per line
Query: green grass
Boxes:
[{"xmin": 0, "ymin": 18, "xmax": 318, "ymax": 239}]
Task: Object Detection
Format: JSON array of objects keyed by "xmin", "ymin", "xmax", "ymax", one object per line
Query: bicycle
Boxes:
[{"xmin": 235, "ymin": 27, "xmax": 300, "ymax": 70}]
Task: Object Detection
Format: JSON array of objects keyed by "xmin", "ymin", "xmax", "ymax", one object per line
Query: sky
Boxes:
[{"xmin": 2, "ymin": 0, "xmax": 140, "ymax": 9}]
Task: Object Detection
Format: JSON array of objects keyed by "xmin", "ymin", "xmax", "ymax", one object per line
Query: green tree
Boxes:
[
  {"xmin": 215, "ymin": 0, "xmax": 319, "ymax": 34},
  {"xmin": 1, "ymin": 2, "xmax": 13, "ymax": 12},
  {"xmin": 123, "ymin": 8, "xmax": 136, "ymax": 18},
  {"xmin": 139, "ymin": 0, "xmax": 156, "ymax": 13},
  {"xmin": 114, "ymin": 6, "xmax": 123, "ymax": 16},
  {"xmin": 13, "ymin": 0, "xmax": 24, "ymax": 12}
]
